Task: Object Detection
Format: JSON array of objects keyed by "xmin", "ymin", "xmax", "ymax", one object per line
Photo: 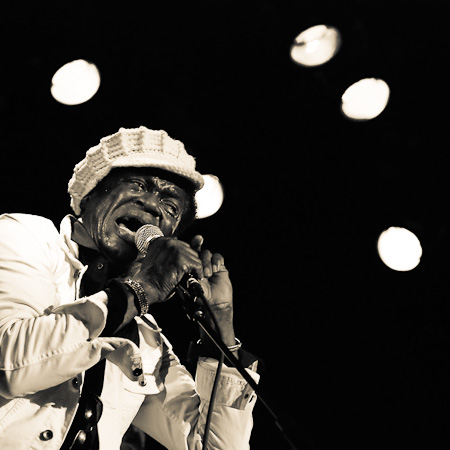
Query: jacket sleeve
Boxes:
[
  {"xmin": 132, "ymin": 342, "xmax": 259, "ymax": 450},
  {"xmin": 0, "ymin": 214, "xmax": 108, "ymax": 399}
]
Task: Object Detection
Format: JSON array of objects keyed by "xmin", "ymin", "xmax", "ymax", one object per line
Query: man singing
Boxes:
[{"xmin": 0, "ymin": 126, "xmax": 259, "ymax": 449}]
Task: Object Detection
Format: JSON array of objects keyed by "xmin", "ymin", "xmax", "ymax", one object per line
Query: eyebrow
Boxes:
[
  {"xmin": 123, "ymin": 174, "xmax": 186, "ymax": 201},
  {"xmin": 160, "ymin": 185, "xmax": 185, "ymax": 201},
  {"xmin": 153, "ymin": 177, "xmax": 185, "ymax": 199}
]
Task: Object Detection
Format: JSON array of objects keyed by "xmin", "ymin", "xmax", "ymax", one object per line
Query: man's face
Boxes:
[{"xmin": 81, "ymin": 168, "xmax": 192, "ymax": 266}]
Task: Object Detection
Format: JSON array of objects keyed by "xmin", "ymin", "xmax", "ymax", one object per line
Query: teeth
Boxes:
[{"xmin": 118, "ymin": 222, "xmax": 134, "ymax": 234}]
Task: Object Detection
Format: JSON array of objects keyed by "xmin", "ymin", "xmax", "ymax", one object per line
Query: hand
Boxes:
[
  {"xmin": 125, "ymin": 237, "xmax": 203, "ymax": 305},
  {"xmin": 190, "ymin": 235, "xmax": 232, "ymax": 307},
  {"xmin": 190, "ymin": 235, "xmax": 236, "ymax": 348},
  {"xmin": 124, "ymin": 235, "xmax": 236, "ymax": 349}
]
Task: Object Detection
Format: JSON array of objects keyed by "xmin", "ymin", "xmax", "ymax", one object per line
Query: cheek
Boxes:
[
  {"xmin": 162, "ymin": 200, "xmax": 189, "ymax": 236},
  {"xmin": 97, "ymin": 221, "xmax": 116, "ymax": 247},
  {"xmin": 94, "ymin": 214, "xmax": 119, "ymax": 250},
  {"xmin": 97, "ymin": 222, "xmax": 136, "ymax": 263},
  {"xmin": 161, "ymin": 216, "xmax": 182, "ymax": 237},
  {"xmin": 90, "ymin": 197, "xmax": 125, "ymax": 251},
  {"xmin": 93, "ymin": 201, "xmax": 114, "ymax": 237}
]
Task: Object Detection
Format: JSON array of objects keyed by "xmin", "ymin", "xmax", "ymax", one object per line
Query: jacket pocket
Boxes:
[
  {"xmin": 122, "ymin": 362, "xmax": 164, "ymax": 396},
  {"xmin": 0, "ymin": 397, "xmax": 25, "ymax": 432}
]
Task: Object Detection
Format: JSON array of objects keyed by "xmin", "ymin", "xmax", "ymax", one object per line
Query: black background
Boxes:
[{"xmin": 2, "ymin": 1, "xmax": 450, "ymax": 448}]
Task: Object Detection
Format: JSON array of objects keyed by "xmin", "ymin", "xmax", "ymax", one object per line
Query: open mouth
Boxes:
[{"xmin": 116, "ymin": 217, "xmax": 147, "ymax": 234}]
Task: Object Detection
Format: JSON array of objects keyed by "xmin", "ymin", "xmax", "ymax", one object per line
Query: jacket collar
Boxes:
[{"xmin": 69, "ymin": 215, "xmax": 99, "ymax": 251}]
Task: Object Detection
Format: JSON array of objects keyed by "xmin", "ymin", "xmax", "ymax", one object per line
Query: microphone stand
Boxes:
[{"xmin": 177, "ymin": 284, "xmax": 302, "ymax": 450}]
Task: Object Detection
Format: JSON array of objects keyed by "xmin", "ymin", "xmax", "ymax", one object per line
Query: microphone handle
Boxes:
[{"xmin": 178, "ymin": 273, "xmax": 204, "ymax": 297}]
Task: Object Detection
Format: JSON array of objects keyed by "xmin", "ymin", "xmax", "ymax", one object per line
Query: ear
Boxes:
[{"xmin": 79, "ymin": 195, "xmax": 91, "ymax": 215}]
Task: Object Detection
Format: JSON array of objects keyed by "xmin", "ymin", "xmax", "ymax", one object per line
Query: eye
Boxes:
[
  {"xmin": 161, "ymin": 200, "xmax": 179, "ymax": 218},
  {"xmin": 128, "ymin": 180, "xmax": 147, "ymax": 192}
]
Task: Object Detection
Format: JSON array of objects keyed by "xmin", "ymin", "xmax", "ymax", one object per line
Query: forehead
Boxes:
[{"xmin": 106, "ymin": 167, "xmax": 193, "ymax": 193}]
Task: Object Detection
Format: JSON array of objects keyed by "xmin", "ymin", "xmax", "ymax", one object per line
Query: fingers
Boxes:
[
  {"xmin": 212, "ymin": 252, "xmax": 225, "ymax": 273},
  {"xmin": 145, "ymin": 237, "xmax": 204, "ymax": 280},
  {"xmin": 175, "ymin": 240, "xmax": 204, "ymax": 280},
  {"xmin": 199, "ymin": 249, "xmax": 225, "ymax": 278},
  {"xmin": 190, "ymin": 235, "xmax": 226, "ymax": 278},
  {"xmin": 145, "ymin": 235, "xmax": 224, "ymax": 282},
  {"xmin": 190, "ymin": 234, "xmax": 204, "ymax": 253}
]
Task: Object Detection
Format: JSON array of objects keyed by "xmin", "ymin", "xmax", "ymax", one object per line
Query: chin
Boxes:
[{"xmin": 100, "ymin": 239, "xmax": 138, "ymax": 270}]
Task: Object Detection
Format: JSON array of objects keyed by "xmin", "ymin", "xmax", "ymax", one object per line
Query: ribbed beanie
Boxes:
[{"xmin": 68, "ymin": 126, "xmax": 204, "ymax": 215}]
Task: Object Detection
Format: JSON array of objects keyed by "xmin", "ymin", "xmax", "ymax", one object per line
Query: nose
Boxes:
[{"xmin": 134, "ymin": 192, "xmax": 162, "ymax": 221}]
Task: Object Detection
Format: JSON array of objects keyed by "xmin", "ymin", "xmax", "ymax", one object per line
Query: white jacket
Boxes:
[{"xmin": 0, "ymin": 213, "xmax": 258, "ymax": 450}]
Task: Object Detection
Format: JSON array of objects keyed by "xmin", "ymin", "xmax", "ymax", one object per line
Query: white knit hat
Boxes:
[{"xmin": 68, "ymin": 126, "xmax": 204, "ymax": 215}]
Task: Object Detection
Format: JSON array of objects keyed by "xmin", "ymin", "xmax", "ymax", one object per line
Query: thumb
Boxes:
[{"xmin": 190, "ymin": 235, "xmax": 204, "ymax": 253}]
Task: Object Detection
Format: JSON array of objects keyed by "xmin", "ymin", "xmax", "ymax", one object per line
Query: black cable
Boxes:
[
  {"xmin": 178, "ymin": 280, "xmax": 303, "ymax": 450},
  {"xmin": 174, "ymin": 283, "xmax": 225, "ymax": 450}
]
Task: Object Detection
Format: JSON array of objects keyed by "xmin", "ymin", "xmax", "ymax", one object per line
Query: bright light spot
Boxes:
[
  {"xmin": 51, "ymin": 59, "xmax": 101, "ymax": 105},
  {"xmin": 290, "ymin": 25, "xmax": 341, "ymax": 67},
  {"xmin": 195, "ymin": 175, "xmax": 224, "ymax": 219},
  {"xmin": 341, "ymin": 78, "xmax": 390, "ymax": 120},
  {"xmin": 377, "ymin": 227, "xmax": 422, "ymax": 271}
]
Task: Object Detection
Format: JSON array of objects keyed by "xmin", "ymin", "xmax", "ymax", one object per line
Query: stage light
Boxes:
[
  {"xmin": 290, "ymin": 25, "xmax": 341, "ymax": 67},
  {"xmin": 51, "ymin": 59, "xmax": 101, "ymax": 105},
  {"xmin": 195, "ymin": 175, "xmax": 224, "ymax": 219},
  {"xmin": 377, "ymin": 227, "xmax": 422, "ymax": 271},
  {"xmin": 341, "ymin": 78, "xmax": 390, "ymax": 120}
]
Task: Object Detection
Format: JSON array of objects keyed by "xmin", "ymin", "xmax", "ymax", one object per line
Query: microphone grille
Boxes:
[{"xmin": 135, "ymin": 224, "xmax": 164, "ymax": 253}]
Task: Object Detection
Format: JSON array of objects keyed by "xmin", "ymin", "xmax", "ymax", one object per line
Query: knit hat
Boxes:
[{"xmin": 68, "ymin": 126, "xmax": 204, "ymax": 215}]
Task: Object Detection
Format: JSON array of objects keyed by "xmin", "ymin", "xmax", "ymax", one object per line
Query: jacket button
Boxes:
[
  {"xmin": 76, "ymin": 430, "xmax": 87, "ymax": 444},
  {"xmin": 72, "ymin": 377, "xmax": 79, "ymax": 389},
  {"xmin": 40, "ymin": 430, "xmax": 53, "ymax": 441},
  {"xmin": 133, "ymin": 367, "xmax": 143, "ymax": 377}
]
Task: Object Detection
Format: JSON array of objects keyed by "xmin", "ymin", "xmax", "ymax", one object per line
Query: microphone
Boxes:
[
  {"xmin": 135, "ymin": 224, "xmax": 204, "ymax": 297},
  {"xmin": 135, "ymin": 223, "xmax": 165, "ymax": 252}
]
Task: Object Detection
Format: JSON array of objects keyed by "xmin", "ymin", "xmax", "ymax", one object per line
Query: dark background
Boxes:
[{"xmin": 2, "ymin": 1, "xmax": 450, "ymax": 448}]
